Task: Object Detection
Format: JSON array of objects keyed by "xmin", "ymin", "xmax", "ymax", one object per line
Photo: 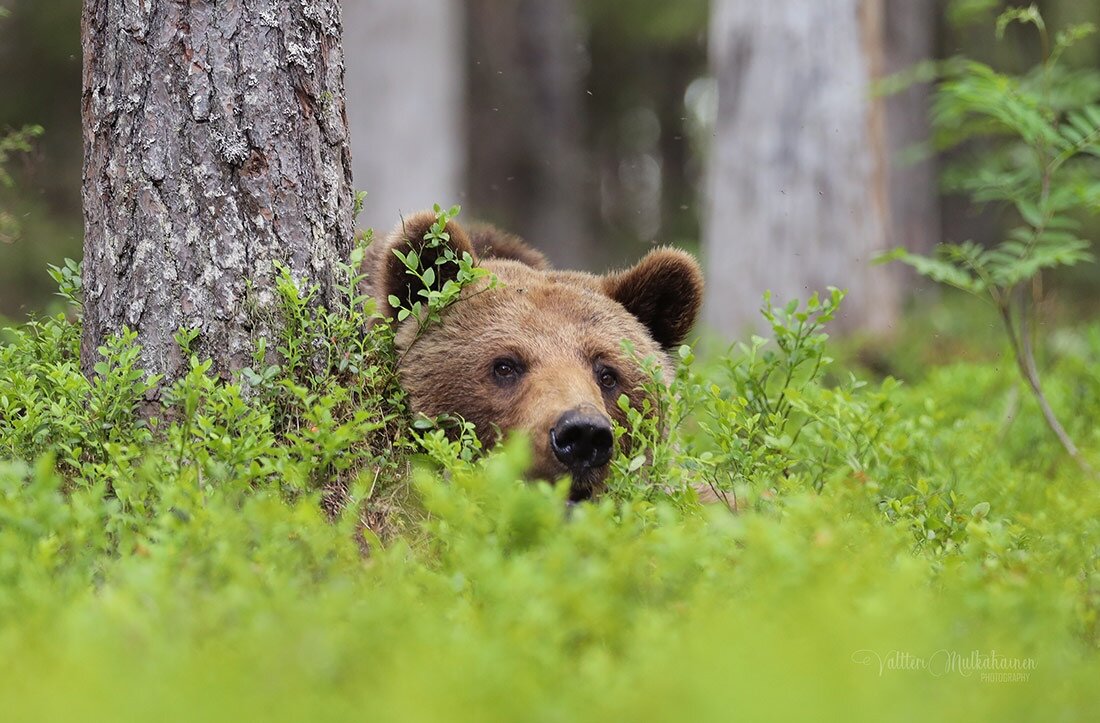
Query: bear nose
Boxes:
[{"xmin": 550, "ymin": 409, "xmax": 614, "ymax": 470}]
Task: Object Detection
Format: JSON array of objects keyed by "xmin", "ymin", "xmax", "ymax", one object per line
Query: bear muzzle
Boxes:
[{"xmin": 550, "ymin": 407, "xmax": 614, "ymax": 477}]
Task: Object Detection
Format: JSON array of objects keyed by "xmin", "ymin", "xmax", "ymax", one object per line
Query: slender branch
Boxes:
[
  {"xmin": 995, "ymin": 292, "xmax": 1024, "ymax": 365},
  {"xmin": 1014, "ymin": 290, "xmax": 1093, "ymax": 474}
]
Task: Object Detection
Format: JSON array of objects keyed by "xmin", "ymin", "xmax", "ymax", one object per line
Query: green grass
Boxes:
[{"xmin": 1, "ymin": 275, "xmax": 1098, "ymax": 721}]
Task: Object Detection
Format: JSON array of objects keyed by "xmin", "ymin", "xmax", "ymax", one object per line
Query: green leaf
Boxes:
[
  {"xmin": 1015, "ymin": 199, "xmax": 1043, "ymax": 228},
  {"xmin": 873, "ymin": 248, "xmax": 909, "ymax": 265},
  {"xmin": 890, "ymin": 248, "xmax": 985, "ymax": 294},
  {"xmin": 995, "ymin": 5, "xmax": 1044, "ymax": 40}
]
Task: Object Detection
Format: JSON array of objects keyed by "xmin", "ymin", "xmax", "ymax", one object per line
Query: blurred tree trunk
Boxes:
[
  {"xmin": 80, "ymin": 0, "xmax": 354, "ymax": 385},
  {"xmin": 703, "ymin": 0, "xmax": 898, "ymax": 336},
  {"xmin": 466, "ymin": 0, "xmax": 595, "ymax": 269},
  {"xmin": 884, "ymin": 0, "xmax": 939, "ymax": 256},
  {"xmin": 344, "ymin": 0, "xmax": 464, "ymax": 232}
]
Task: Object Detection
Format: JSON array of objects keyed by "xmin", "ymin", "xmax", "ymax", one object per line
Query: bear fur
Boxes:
[{"xmin": 365, "ymin": 210, "xmax": 704, "ymax": 501}]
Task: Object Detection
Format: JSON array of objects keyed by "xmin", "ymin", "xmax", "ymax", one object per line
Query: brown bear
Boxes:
[{"xmin": 365, "ymin": 210, "xmax": 703, "ymax": 501}]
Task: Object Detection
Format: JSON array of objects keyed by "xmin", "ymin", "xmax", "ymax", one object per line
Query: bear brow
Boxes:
[
  {"xmin": 487, "ymin": 343, "xmax": 530, "ymax": 361},
  {"xmin": 579, "ymin": 339, "xmax": 621, "ymax": 364}
]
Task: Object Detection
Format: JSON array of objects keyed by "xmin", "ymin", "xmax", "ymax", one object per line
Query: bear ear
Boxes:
[
  {"xmin": 602, "ymin": 248, "xmax": 704, "ymax": 351},
  {"xmin": 373, "ymin": 210, "xmax": 477, "ymax": 318},
  {"xmin": 467, "ymin": 223, "xmax": 550, "ymax": 270}
]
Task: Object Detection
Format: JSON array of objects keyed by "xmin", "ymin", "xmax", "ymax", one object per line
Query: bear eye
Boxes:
[
  {"xmin": 596, "ymin": 366, "xmax": 619, "ymax": 391},
  {"xmin": 491, "ymin": 357, "xmax": 523, "ymax": 384}
]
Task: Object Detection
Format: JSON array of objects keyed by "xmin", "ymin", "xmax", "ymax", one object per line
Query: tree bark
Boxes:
[
  {"xmin": 466, "ymin": 0, "xmax": 594, "ymax": 269},
  {"xmin": 703, "ymin": 0, "xmax": 898, "ymax": 336},
  {"xmin": 80, "ymin": 0, "xmax": 354, "ymax": 384},
  {"xmin": 343, "ymin": 0, "xmax": 464, "ymax": 233}
]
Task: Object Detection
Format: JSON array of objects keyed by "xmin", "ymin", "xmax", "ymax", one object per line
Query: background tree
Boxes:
[
  {"xmin": 884, "ymin": 0, "xmax": 939, "ymax": 257},
  {"xmin": 0, "ymin": 0, "xmax": 83, "ymax": 315},
  {"xmin": 582, "ymin": 0, "xmax": 709, "ymax": 259},
  {"xmin": 465, "ymin": 0, "xmax": 593, "ymax": 269},
  {"xmin": 702, "ymin": 0, "xmax": 899, "ymax": 335},
  {"xmin": 80, "ymin": 0, "xmax": 354, "ymax": 384},
  {"xmin": 343, "ymin": 0, "xmax": 464, "ymax": 234}
]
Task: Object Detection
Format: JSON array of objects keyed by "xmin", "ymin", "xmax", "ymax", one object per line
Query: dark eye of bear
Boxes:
[
  {"xmin": 491, "ymin": 357, "xmax": 523, "ymax": 385},
  {"xmin": 596, "ymin": 365, "xmax": 619, "ymax": 391}
]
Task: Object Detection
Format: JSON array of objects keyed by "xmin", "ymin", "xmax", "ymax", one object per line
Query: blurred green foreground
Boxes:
[{"xmin": 1, "ymin": 282, "xmax": 1098, "ymax": 722}]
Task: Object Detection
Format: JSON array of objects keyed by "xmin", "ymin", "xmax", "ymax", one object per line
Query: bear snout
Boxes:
[{"xmin": 549, "ymin": 408, "xmax": 614, "ymax": 474}]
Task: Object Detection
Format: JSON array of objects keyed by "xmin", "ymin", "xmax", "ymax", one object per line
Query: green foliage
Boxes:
[
  {"xmin": 3, "ymin": 248, "xmax": 422, "ymax": 543},
  {"xmin": 0, "ymin": 123, "xmax": 43, "ymax": 245},
  {"xmin": 0, "ymin": 123, "xmax": 42, "ymax": 188},
  {"xmin": 46, "ymin": 256, "xmax": 83, "ymax": 309},
  {"xmin": 583, "ymin": 0, "xmax": 707, "ymax": 45},
  {"xmin": 946, "ymin": 0, "xmax": 1003, "ymax": 28},
  {"xmin": 882, "ymin": 6, "xmax": 1100, "ymax": 469},
  {"xmin": 602, "ymin": 287, "xmax": 1085, "ymax": 559},
  {"xmin": 1, "ymin": 292, "xmax": 1099, "ymax": 718},
  {"xmin": 1, "ymin": 244, "xmax": 1099, "ymax": 717},
  {"xmin": 608, "ymin": 289, "xmax": 848, "ymax": 506},
  {"xmin": 886, "ymin": 11, "xmax": 1100, "ymax": 296},
  {"xmin": 387, "ymin": 204, "xmax": 498, "ymax": 330}
]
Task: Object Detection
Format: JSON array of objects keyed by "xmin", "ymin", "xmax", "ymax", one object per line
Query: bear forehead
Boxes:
[{"xmin": 401, "ymin": 259, "xmax": 661, "ymax": 360}]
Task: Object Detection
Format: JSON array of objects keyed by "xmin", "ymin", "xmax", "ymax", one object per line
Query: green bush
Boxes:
[
  {"xmin": 1, "ymin": 246, "xmax": 1098, "ymax": 719},
  {"xmin": 882, "ymin": 5, "xmax": 1100, "ymax": 469}
]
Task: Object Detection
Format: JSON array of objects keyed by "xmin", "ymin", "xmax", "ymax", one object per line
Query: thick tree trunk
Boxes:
[
  {"xmin": 343, "ymin": 0, "xmax": 464, "ymax": 233},
  {"xmin": 80, "ymin": 0, "xmax": 354, "ymax": 384},
  {"xmin": 703, "ymin": 0, "xmax": 898, "ymax": 336},
  {"xmin": 466, "ymin": 0, "xmax": 594, "ymax": 269}
]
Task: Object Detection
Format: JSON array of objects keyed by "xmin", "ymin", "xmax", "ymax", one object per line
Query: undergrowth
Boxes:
[
  {"xmin": 882, "ymin": 5, "xmax": 1100, "ymax": 470},
  {"xmin": 1, "ymin": 233, "xmax": 1099, "ymax": 719}
]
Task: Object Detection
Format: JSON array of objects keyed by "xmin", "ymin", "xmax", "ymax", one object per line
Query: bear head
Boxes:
[{"xmin": 367, "ymin": 210, "xmax": 704, "ymax": 501}]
